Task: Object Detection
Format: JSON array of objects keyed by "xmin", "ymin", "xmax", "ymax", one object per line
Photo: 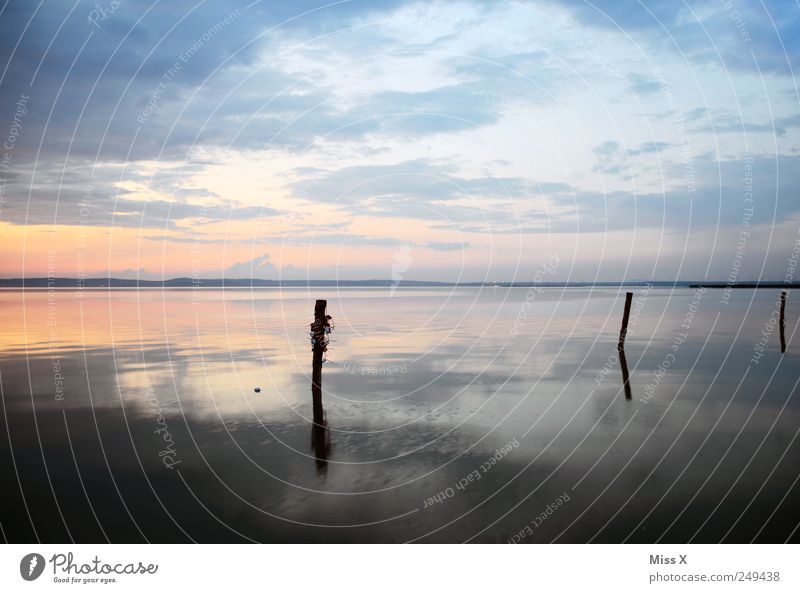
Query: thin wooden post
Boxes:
[
  {"xmin": 618, "ymin": 291, "xmax": 633, "ymax": 351},
  {"xmin": 780, "ymin": 291, "xmax": 787, "ymax": 353},
  {"xmin": 311, "ymin": 299, "xmax": 328, "ymax": 425}
]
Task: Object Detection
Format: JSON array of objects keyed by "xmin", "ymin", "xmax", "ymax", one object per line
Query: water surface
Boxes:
[{"xmin": 0, "ymin": 287, "xmax": 798, "ymax": 542}]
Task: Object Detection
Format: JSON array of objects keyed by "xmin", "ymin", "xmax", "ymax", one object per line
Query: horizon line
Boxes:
[{"xmin": 0, "ymin": 277, "xmax": 797, "ymax": 288}]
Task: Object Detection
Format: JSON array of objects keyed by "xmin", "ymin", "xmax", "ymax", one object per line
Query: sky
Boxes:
[{"xmin": 0, "ymin": 0, "xmax": 798, "ymax": 282}]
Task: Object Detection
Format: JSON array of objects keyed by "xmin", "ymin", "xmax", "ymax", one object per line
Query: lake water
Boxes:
[{"xmin": 1, "ymin": 287, "xmax": 798, "ymax": 543}]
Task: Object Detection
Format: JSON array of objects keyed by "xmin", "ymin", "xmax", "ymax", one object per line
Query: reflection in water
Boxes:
[
  {"xmin": 780, "ymin": 291, "xmax": 787, "ymax": 354},
  {"xmin": 618, "ymin": 346, "xmax": 632, "ymax": 401},
  {"xmin": 311, "ymin": 419, "xmax": 332, "ymax": 476}
]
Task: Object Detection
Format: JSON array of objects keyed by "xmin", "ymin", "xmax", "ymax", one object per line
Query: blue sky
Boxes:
[{"xmin": 0, "ymin": 0, "xmax": 798, "ymax": 281}]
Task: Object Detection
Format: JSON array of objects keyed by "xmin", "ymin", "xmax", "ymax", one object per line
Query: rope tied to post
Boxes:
[{"xmin": 310, "ymin": 313, "xmax": 334, "ymax": 352}]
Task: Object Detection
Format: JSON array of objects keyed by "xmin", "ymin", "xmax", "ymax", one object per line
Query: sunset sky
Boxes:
[{"xmin": 0, "ymin": 0, "xmax": 797, "ymax": 282}]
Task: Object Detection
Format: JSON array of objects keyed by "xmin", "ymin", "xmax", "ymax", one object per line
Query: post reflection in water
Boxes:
[
  {"xmin": 310, "ymin": 410, "xmax": 332, "ymax": 475},
  {"xmin": 618, "ymin": 346, "xmax": 632, "ymax": 400},
  {"xmin": 780, "ymin": 291, "xmax": 787, "ymax": 354},
  {"xmin": 311, "ymin": 360, "xmax": 332, "ymax": 476}
]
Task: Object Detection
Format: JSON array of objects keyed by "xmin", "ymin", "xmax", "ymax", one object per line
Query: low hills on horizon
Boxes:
[{"xmin": 0, "ymin": 277, "xmax": 797, "ymax": 289}]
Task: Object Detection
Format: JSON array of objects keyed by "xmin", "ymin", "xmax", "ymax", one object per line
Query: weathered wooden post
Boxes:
[
  {"xmin": 618, "ymin": 291, "xmax": 633, "ymax": 352},
  {"xmin": 780, "ymin": 291, "xmax": 787, "ymax": 353},
  {"xmin": 310, "ymin": 299, "xmax": 332, "ymax": 474},
  {"xmin": 310, "ymin": 299, "xmax": 328, "ymax": 425}
]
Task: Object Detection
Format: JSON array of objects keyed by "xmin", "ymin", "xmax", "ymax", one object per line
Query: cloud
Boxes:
[
  {"xmin": 225, "ymin": 252, "xmax": 277, "ymax": 278},
  {"xmin": 101, "ymin": 267, "xmax": 162, "ymax": 280},
  {"xmin": 1, "ymin": 0, "xmax": 797, "ymax": 281},
  {"xmin": 591, "ymin": 141, "xmax": 626, "ymax": 175},
  {"xmin": 553, "ymin": 0, "xmax": 799, "ymax": 75},
  {"xmin": 594, "ymin": 141, "xmax": 620, "ymax": 156},
  {"xmin": 426, "ymin": 240, "xmax": 469, "ymax": 251},
  {"xmin": 0, "ymin": 160, "xmax": 279, "ymax": 227},
  {"xmin": 291, "ymin": 158, "xmax": 530, "ymax": 204},
  {"xmin": 590, "ymin": 140, "xmax": 671, "ymax": 175},
  {"xmin": 690, "ymin": 113, "xmax": 800, "ymax": 137},
  {"xmin": 627, "ymin": 73, "xmax": 661, "ymax": 96},
  {"xmin": 547, "ymin": 154, "xmax": 800, "ymax": 233},
  {"xmin": 626, "ymin": 141, "xmax": 671, "ymax": 156}
]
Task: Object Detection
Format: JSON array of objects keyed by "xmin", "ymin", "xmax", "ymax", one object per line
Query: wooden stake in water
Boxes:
[
  {"xmin": 780, "ymin": 291, "xmax": 787, "ymax": 354},
  {"xmin": 311, "ymin": 299, "xmax": 329, "ymax": 425},
  {"xmin": 618, "ymin": 291, "xmax": 634, "ymax": 352}
]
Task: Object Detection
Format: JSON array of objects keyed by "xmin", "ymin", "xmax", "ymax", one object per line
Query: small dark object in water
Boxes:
[{"xmin": 254, "ymin": 387, "xmax": 261, "ymax": 393}]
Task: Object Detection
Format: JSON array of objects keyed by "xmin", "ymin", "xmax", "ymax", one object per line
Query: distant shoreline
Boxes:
[
  {"xmin": 1, "ymin": 278, "xmax": 798, "ymax": 289},
  {"xmin": 688, "ymin": 283, "xmax": 797, "ymax": 289}
]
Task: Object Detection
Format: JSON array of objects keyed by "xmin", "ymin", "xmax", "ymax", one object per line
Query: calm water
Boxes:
[{"xmin": 0, "ymin": 287, "xmax": 798, "ymax": 543}]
